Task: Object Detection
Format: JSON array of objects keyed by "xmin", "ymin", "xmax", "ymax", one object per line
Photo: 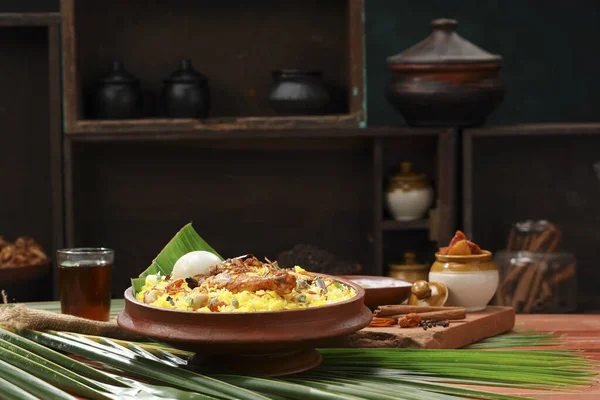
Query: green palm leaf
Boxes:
[
  {"xmin": 0, "ymin": 376, "xmax": 40, "ymax": 400},
  {"xmin": 0, "ymin": 326, "xmax": 597, "ymax": 400}
]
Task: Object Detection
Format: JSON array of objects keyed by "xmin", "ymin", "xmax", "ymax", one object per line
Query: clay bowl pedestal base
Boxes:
[
  {"xmin": 118, "ymin": 276, "xmax": 371, "ymax": 376},
  {"xmin": 187, "ymin": 348, "xmax": 322, "ymax": 377}
]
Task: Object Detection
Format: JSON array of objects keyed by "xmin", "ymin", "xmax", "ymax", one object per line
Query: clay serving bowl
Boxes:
[
  {"xmin": 118, "ymin": 274, "xmax": 372, "ymax": 376},
  {"xmin": 338, "ymin": 275, "xmax": 412, "ymax": 310}
]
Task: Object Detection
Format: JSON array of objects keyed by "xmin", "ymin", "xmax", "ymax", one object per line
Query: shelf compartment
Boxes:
[
  {"xmin": 61, "ymin": 0, "xmax": 365, "ymax": 133},
  {"xmin": 463, "ymin": 130, "xmax": 600, "ymax": 311},
  {"xmin": 0, "ymin": 16, "xmax": 62, "ymax": 301},
  {"xmin": 381, "ymin": 219, "xmax": 429, "ymax": 230},
  {"xmin": 69, "ymin": 140, "xmax": 373, "ymax": 294}
]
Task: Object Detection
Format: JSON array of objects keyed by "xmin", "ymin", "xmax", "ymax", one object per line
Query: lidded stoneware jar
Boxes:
[
  {"xmin": 429, "ymin": 251, "xmax": 499, "ymax": 312},
  {"xmin": 385, "ymin": 161, "xmax": 433, "ymax": 221}
]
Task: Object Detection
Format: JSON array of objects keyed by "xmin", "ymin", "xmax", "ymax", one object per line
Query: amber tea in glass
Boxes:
[{"xmin": 57, "ymin": 248, "xmax": 114, "ymax": 321}]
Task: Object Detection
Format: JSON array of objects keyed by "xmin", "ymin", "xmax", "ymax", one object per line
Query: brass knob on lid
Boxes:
[
  {"xmin": 403, "ymin": 251, "xmax": 417, "ymax": 264},
  {"xmin": 400, "ymin": 161, "xmax": 412, "ymax": 174}
]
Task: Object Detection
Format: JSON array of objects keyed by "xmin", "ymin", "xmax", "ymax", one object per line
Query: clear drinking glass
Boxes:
[{"xmin": 56, "ymin": 248, "xmax": 114, "ymax": 321}]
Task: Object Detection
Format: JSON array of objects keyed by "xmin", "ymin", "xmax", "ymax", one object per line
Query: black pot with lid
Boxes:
[
  {"xmin": 161, "ymin": 59, "xmax": 210, "ymax": 118},
  {"xmin": 93, "ymin": 60, "xmax": 143, "ymax": 119}
]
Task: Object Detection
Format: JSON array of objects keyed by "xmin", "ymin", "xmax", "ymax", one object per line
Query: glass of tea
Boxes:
[{"xmin": 57, "ymin": 248, "xmax": 114, "ymax": 321}]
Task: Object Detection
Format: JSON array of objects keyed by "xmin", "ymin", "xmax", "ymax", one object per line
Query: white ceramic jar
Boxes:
[
  {"xmin": 385, "ymin": 162, "xmax": 433, "ymax": 221},
  {"xmin": 429, "ymin": 251, "xmax": 499, "ymax": 312}
]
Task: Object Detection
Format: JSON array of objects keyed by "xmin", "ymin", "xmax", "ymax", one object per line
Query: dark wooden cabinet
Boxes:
[
  {"xmin": 0, "ymin": 13, "xmax": 62, "ymax": 301},
  {"xmin": 3, "ymin": 4, "xmax": 599, "ymax": 312}
]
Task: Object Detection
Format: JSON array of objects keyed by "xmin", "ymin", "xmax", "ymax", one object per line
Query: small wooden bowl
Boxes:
[
  {"xmin": 0, "ymin": 261, "xmax": 51, "ymax": 285},
  {"xmin": 118, "ymin": 274, "xmax": 372, "ymax": 376},
  {"xmin": 338, "ymin": 275, "xmax": 412, "ymax": 310}
]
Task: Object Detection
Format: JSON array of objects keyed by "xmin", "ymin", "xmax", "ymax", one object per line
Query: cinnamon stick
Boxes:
[
  {"xmin": 511, "ymin": 266, "xmax": 537, "ymax": 310},
  {"xmin": 374, "ymin": 305, "xmax": 461, "ymax": 317},
  {"xmin": 524, "ymin": 265, "xmax": 547, "ymax": 313},
  {"xmin": 383, "ymin": 308, "xmax": 466, "ymax": 322},
  {"xmin": 548, "ymin": 263, "xmax": 576, "ymax": 287}
]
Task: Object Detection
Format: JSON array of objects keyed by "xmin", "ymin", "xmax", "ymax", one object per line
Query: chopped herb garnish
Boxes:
[
  {"xmin": 298, "ymin": 294, "xmax": 307, "ymax": 303},
  {"xmin": 334, "ymin": 282, "xmax": 344, "ymax": 290}
]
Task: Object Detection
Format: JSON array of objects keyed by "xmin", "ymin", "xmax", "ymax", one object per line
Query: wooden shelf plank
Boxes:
[
  {"xmin": 68, "ymin": 125, "xmax": 447, "ymax": 142},
  {"xmin": 469, "ymin": 123, "xmax": 600, "ymax": 137},
  {"xmin": 381, "ymin": 219, "xmax": 429, "ymax": 231},
  {"xmin": 68, "ymin": 114, "xmax": 361, "ymax": 134},
  {"xmin": 0, "ymin": 13, "xmax": 60, "ymax": 26}
]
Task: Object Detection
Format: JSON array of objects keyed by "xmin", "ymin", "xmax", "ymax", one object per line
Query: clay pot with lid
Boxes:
[
  {"xmin": 429, "ymin": 251, "xmax": 499, "ymax": 312},
  {"xmin": 385, "ymin": 161, "xmax": 434, "ymax": 221},
  {"xmin": 93, "ymin": 60, "xmax": 143, "ymax": 119},
  {"xmin": 386, "ymin": 19, "xmax": 505, "ymax": 128},
  {"xmin": 162, "ymin": 59, "xmax": 210, "ymax": 118}
]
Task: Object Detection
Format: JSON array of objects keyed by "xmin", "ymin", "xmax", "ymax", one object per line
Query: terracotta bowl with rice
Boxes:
[{"xmin": 118, "ymin": 254, "xmax": 372, "ymax": 376}]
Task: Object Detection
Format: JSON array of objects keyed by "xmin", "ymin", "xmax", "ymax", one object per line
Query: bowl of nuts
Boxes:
[{"xmin": 0, "ymin": 236, "xmax": 50, "ymax": 300}]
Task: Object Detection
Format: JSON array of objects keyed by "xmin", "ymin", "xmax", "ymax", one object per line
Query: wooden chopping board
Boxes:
[{"xmin": 339, "ymin": 306, "xmax": 515, "ymax": 349}]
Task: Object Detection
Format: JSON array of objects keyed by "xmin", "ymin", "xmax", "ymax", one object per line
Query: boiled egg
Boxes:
[{"xmin": 172, "ymin": 251, "xmax": 221, "ymax": 279}]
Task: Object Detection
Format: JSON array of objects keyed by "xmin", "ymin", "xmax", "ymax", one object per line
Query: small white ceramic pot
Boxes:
[
  {"xmin": 428, "ymin": 251, "xmax": 499, "ymax": 312},
  {"xmin": 385, "ymin": 162, "xmax": 433, "ymax": 221}
]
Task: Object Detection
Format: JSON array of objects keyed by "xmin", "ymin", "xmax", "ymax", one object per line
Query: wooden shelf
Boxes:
[
  {"xmin": 67, "ymin": 114, "xmax": 361, "ymax": 135},
  {"xmin": 66, "ymin": 126, "xmax": 447, "ymax": 143},
  {"xmin": 61, "ymin": 0, "xmax": 365, "ymax": 133},
  {"xmin": 382, "ymin": 219, "xmax": 429, "ymax": 231},
  {"xmin": 469, "ymin": 123, "xmax": 600, "ymax": 137},
  {"xmin": 0, "ymin": 13, "xmax": 60, "ymax": 26}
]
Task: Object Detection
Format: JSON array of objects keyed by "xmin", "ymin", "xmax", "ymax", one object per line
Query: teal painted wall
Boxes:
[{"xmin": 366, "ymin": 0, "xmax": 600, "ymax": 126}]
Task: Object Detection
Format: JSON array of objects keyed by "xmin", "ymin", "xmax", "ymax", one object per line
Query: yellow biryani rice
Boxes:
[{"xmin": 135, "ymin": 266, "xmax": 356, "ymax": 312}]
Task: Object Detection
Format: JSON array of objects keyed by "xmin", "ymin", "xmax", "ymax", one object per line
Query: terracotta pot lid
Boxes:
[{"xmin": 387, "ymin": 19, "xmax": 502, "ymax": 65}]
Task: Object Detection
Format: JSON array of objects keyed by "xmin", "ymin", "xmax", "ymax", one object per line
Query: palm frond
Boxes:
[{"xmin": 0, "ymin": 326, "xmax": 596, "ymax": 400}]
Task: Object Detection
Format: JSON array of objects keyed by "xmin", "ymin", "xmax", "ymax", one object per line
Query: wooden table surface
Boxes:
[{"xmin": 471, "ymin": 314, "xmax": 600, "ymax": 399}]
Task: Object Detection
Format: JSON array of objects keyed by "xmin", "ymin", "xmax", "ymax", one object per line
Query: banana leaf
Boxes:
[{"xmin": 132, "ymin": 223, "xmax": 223, "ymax": 295}]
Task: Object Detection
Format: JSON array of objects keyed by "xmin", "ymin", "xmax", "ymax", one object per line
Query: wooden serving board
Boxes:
[{"xmin": 337, "ymin": 306, "xmax": 515, "ymax": 349}]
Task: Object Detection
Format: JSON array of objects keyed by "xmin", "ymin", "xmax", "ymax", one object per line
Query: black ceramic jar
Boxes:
[
  {"xmin": 161, "ymin": 60, "xmax": 210, "ymax": 118},
  {"xmin": 93, "ymin": 60, "xmax": 142, "ymax": 119},
  {"xmin": 267, "ymin": 70, "xmax": 330, "ymax": 116}
]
